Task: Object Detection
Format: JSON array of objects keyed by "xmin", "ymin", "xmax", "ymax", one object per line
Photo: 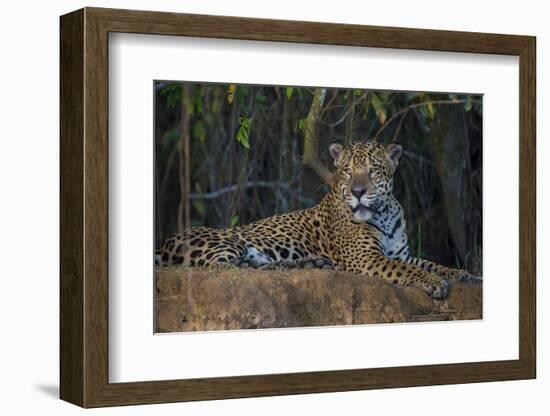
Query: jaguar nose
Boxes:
[{"xmin": 351, "ymin": 187, "xmax": 367, "ymax": 199}]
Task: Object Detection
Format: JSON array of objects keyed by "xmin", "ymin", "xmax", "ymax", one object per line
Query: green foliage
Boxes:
[
  {"xmin": 286, "ymin": 87, "xmax": 294, "ymax": 100},
  {"xmin": 227, "ymin": 84, "xmax": 236, "ymax": 104},
  {"xmin": 193, "ymin": 121, "xmax": 207, "ymax": 143},
  {"xmin": 229, "ymin": 214, "xmax": 240, "ymax": 228},
  {"xmin": 255, "ymin": 92, "xmax": 268, "ymax": 104},
  {"xmin": 155, "ymin": 81, "xmax": 482, "ymax": 273},
  {"xmin": 163, "ymin": 127, "xmax": 180, "ymax": 145},
  {"xmin": 160, "ymin": 84, "xmax": 181, "ymax": 109},
  {"xmin": 426, "ymin": 101, "xmax": 435, "ymax": 120},
  {"xmin": 159, "ymin": 83, "xmax": 205, "ymax": 116},
  {"xmin": 193, "ymin": 87, "xmax": 203, "ymax": 115},
  {"xmin": 236, "ymin": 117, "xmax": 251, "ymax": 149},
  {"xmin": 296, "ymin": 118, "xmax": 305, "ymax": 134}
]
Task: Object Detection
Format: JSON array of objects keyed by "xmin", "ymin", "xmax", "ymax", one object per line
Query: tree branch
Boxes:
[
  {"xmin": 373, "ymin": 99, "xmax": 479, "ymax": 141},
  {"xmin": 302, "ymin": 88, "xmax": 335, "ymax": 185},
  {"xmin": 190, "ymin": 181, "xmax": 295, "ymax": 200},
  {"xmin": 320, "ymin": 91, "xmax": 368, "ymax": 128}
]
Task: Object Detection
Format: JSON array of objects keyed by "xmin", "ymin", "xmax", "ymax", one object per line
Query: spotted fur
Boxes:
[{"xmin": 155, "ymin": 141, "xmax": 480, "ymax": 298}]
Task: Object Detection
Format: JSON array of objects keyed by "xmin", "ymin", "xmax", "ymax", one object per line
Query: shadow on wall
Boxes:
[{"xmin": 34, "ymin": 384, "xmax": 59, "ymax": 399}]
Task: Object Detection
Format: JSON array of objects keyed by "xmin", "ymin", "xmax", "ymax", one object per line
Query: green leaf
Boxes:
[
  {"xmin": 296, "ymin": 118, "xmax": 306, "ymax": 134},
  {"xmin": 193, "ymin": 121, "xmax": 207, "ymax": 143},
  {"xmin": 194, "ymin": 93, "xmax": 203, "ymax": 115},
  {"xmin": 227, "ymin": 84, "xmax": 236, "ymax": 104},
  {"xmin": 192, "ymin": 199, "xmax": 205, "ymax": 216},
  {"xmin": 464, "ymin": 96, "xmax": 473, "ymax": 112},
  {"xmin": 255, "ymin": 93, "xmax": 267, "ymax": 104},
  {"xmin": 418, "ymin": 105, "xmax": 429, "ymax": 119},
  {"xmin": 286, "ymin": 87, "xmax": 294, "ymax": 100},
  {"xmin": 236, "ymin": 85, "xmax": 249, "ymax": 103},
  {"xmin": 236, "ymin": 117, "xmax": 251, "ymax": 149},
  {"xmin": 427, "ymin": 101, "xmax": 435, "ymax": 119},
  {"xmin": 236, "ymin": 129, "xmax": 249, "ymax": 148},
  {"xmin": 229, "ymin": 214, "xmax": 240, "ymax": 228},
  {"xmin": 181, "ymin": 88, "xmax": 194, "ymax": 115},
  {"xmin": 161, "ymin": 85, "xmax": 181, "ymax": 109}
]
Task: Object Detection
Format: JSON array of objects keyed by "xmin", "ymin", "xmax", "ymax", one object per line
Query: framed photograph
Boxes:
[{"xmin": 60, "ymin": 7, "xmax": 536, "ymax": 408}]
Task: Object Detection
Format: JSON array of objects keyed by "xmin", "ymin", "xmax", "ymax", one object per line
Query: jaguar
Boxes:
[{"xmin": 155, "ymin": 141, "xmax": 480, "ymax": 298}]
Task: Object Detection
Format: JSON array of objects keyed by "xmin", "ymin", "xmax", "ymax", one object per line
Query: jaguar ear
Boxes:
[
  {"xmin": 329, "ymin": 143, "xmax": 344, "ymax": 166},
  {"xmin": 385, "ymin": 143, "xmax": 402, "ymax": 169}
]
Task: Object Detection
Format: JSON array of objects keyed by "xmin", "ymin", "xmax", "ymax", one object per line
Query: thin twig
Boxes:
[
  {"xmin": 190, "ymin": 181, "xmax": 295, "ymax": 200},
  {"xmin": 373, "ymin": 99, "xmax": 479, "ymax": 141},
  {"xmin": 392, "ymin": 108, "xmax": 409, "ymax": 142},
  {"xmin": 320, "ymin": 91, "xmax": 368, "ymax": 128},
  {"xmin": 403, "ymin": 150, "xmax": 434, "ymax": 166}
]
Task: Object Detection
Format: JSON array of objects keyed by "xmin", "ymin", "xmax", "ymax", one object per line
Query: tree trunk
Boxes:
[
  {"xmin": 426, "ymin": 106, "xmax": 476, "ymax": 267},
  {"xmin": 177, "ymin": 85, "xmax": 192, "ymax": 233}
]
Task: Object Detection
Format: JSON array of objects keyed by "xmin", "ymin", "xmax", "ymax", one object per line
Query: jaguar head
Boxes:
[{"xmin": 329, "ymin": 141, "xmax": 402, "ymax": 223}]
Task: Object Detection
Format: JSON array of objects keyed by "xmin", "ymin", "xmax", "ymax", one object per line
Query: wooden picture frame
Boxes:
[{"xmin": 60, "ymin": 7, "xmax": 536, "ymax": 408}]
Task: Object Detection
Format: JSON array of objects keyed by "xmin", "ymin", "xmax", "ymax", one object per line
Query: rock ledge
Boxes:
[{"xmin": 155, "ymin": 268, "xmax": 482, "ymax": 332}]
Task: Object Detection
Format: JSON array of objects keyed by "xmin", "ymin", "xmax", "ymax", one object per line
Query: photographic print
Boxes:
[
  {"xmin": 60, "ymin": 9, "xmax": 535, "ymax": 406},
  {"xmin": 154, "ymin": 82, "xmax": 483, "ymax": 333}
]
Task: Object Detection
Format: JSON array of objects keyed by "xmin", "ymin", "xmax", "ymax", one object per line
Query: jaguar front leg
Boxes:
[
  {"xmin": 405, "ymin": 257, "xmax": 482, "ymax": 284},
  {"xmin": 363, "ymin": 253, "xmax": 449, "ymax": 299}
]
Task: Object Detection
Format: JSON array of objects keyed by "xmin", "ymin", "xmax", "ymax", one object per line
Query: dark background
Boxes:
[{"xmin": 154, "ymin": 82, "xmax": 482, "ymax": 274}]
